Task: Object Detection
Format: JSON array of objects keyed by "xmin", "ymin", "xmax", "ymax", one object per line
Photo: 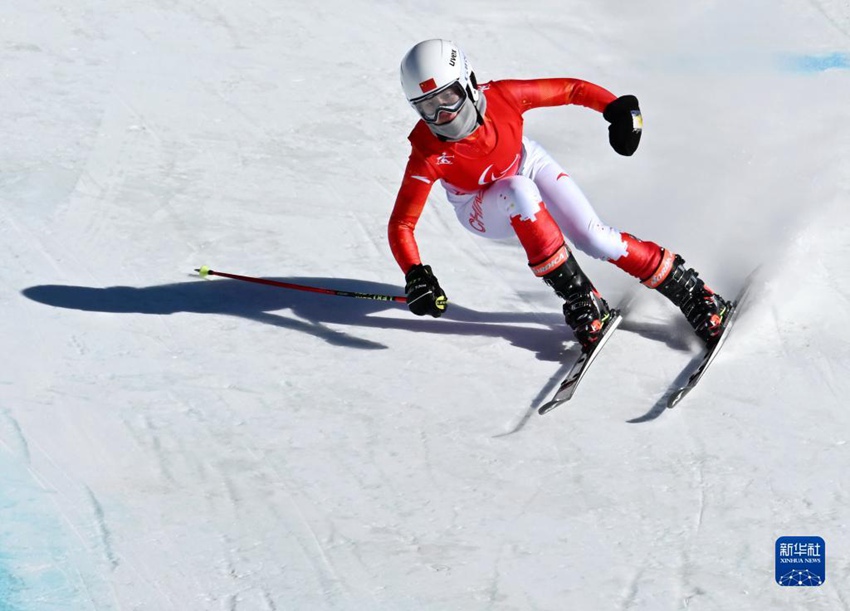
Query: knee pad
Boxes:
[{"xmin": 488, "ymin": 176, "xmax": 544, "ymax": 221}]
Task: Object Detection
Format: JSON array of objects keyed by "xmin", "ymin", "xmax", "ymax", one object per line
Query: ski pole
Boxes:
[{"xmin": 195, "ymin": 266, "xmax": 408, "ymax": 303}]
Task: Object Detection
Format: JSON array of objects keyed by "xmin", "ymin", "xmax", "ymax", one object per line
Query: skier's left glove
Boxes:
[
  {"xmin": 404, "ymin": 264, "xmax": 448, "ymax": 318},
  {"xmin": 603, "ymin": 94, "xmax": 643, "ymax": 156}
]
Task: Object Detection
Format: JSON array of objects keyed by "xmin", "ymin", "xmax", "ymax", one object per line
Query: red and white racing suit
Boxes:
[{"xmin": 388, "ymin": 78, "xmax": 674, "ymax": 286}]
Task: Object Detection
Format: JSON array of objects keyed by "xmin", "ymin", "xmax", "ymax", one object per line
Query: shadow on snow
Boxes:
[
  {"xmin": 24, "ymin": 276, "xmax": 702, "ymax": 422},
  {"xmin": 22, "ymin": 276, "xmax": 575, "ymax": 363}
]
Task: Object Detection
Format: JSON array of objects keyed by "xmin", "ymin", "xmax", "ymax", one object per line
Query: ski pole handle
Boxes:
[{"xmin": 195, "ymin": 266, "xmax": 407, "ymax": 303}]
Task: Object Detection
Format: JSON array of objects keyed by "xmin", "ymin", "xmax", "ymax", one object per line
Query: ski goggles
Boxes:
[{"xmin": 412, "ymin": 81, "xmax": 466, "ymax": 123}]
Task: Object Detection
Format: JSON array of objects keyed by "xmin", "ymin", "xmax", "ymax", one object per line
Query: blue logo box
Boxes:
[{"xmin": 775, "ymin": 536, "xmax": 825, "ymax": 586}]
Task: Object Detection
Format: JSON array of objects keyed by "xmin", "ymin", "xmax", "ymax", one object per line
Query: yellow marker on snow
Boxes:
[{"xmin": 198, "ymin": 266, "xmax": 211, "ymax": 277}]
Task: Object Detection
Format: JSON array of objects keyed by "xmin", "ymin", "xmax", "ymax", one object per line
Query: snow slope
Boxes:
[{"xmin": 2, "ymin": 0, "xmax": 849, "ymax": 609}]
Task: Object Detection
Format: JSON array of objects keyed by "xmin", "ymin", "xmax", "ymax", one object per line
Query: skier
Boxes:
[{"xmin": 389, "ymin": 39, "xmax": 731, "ymax": 350}]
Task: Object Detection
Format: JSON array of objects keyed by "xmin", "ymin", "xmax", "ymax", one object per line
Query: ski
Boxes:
[
  {"xmin": 538, "ymin": 309, "xmax": 623, "ymax": 415},
  {"xmin": 666, "ymin": 279, "xmax": 755, "ymax": 408}
]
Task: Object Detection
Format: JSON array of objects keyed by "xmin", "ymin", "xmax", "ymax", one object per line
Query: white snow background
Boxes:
[{"xmin": 2, "ymin": 0, "xmax": 849, "ymax": 609}]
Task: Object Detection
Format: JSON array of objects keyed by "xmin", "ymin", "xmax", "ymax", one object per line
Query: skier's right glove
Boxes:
[{"xmin": 404, "ymin": 264, "xmax": 448, "ymax": 317}]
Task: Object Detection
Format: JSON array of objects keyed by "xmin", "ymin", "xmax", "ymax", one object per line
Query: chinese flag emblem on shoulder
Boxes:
[{"xmin": 419, "ymin": 78, "xmax": 437, "ymax": 93}]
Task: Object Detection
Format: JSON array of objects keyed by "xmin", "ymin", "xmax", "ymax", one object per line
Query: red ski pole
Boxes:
[{"xmin": 195, "ymin": 266, "xmax": 407, "ymax": 303}]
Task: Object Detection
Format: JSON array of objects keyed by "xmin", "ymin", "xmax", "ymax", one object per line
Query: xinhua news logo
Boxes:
[{"xmin": 775, "ymin": 536, "xmax": 825, "ymax": 586}]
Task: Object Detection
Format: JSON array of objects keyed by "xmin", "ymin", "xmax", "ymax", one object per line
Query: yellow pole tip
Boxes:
[{"xmin": 198, "ymin": 266, "xmax": 211, "ymax": 277}]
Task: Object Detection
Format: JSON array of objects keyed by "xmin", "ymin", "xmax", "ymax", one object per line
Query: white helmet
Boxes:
[{"xmin": 400, "ymin": 39, "xmax": 485, "ymax": 141}]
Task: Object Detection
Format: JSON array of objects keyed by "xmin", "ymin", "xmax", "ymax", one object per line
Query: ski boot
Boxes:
[
  {"xmin": 654, "ymin": 254, "xmax": 732, "ymax": 345},
  {"xmin": 542, "ymin": 255, "xmax": 612, "ymax": 352}
]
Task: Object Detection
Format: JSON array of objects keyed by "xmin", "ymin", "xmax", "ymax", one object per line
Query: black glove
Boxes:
[
  {"xmin": 404, "ymin": 264, "xmax": 447, "ymax": 317},
  {"xmin": 603, "ymin": 94, "xmax": 643, "ymax": 156}
]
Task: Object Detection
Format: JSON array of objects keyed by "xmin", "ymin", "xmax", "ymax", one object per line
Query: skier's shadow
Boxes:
[{"xmin": 22, "ymin": 276, "xmax": 571, "ymax": 362}]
